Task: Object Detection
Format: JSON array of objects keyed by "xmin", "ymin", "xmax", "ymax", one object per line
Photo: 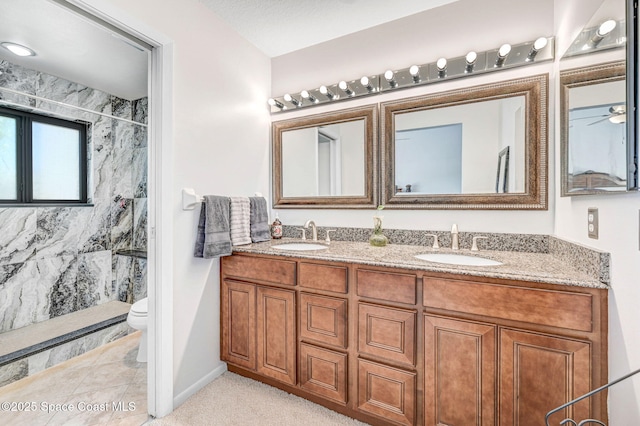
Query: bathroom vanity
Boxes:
[{"xmin": 220, "ymin": 241, "xmax": 608, "ymax": 426}]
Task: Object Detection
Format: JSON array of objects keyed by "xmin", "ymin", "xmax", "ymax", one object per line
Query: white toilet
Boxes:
[{"xmin": 127, "ymin": 297, "xmax": 148, "ymax": 362}]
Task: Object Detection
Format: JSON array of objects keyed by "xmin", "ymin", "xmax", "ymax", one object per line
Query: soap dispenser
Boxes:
[{"xmin": 271, "ymin": 215, "xmax": 283, "ymax": 239}]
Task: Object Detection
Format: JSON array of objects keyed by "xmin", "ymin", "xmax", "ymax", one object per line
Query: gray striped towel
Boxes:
[{"xmin": 230, "ymin": 196, "xmax": 252, "ymax": 246}]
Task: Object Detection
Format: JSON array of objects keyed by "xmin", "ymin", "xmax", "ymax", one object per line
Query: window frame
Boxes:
[{"xmin": 0, "ymin": 106, "xmax": 89, "ymax": 206}]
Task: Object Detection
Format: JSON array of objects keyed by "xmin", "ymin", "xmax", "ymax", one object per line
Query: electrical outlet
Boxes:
[{"xmin": 588, "ymin": 207, "xmax": 598, "ymax": 239}]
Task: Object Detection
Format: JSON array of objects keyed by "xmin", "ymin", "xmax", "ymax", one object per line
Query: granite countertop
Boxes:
[{"xmin": 232, "ymin": 238, "xmax": 609, "ymax": 289}]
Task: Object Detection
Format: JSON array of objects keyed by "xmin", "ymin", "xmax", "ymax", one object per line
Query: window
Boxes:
[{"xmin": 0, "ymin": 107, "xmax": 88, "ymax": 204}]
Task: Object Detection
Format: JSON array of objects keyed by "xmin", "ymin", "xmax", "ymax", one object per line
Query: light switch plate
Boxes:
[{"xmin": 588, "ymin": 207, "xmax": 598, "ymax": 239}]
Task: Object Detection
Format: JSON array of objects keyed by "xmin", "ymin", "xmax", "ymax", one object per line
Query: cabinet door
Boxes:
[
  {"xmin": 300, "ymin": 292, "xmax": 347, "ymax": 348},
  {"xmin": 357, "ymin": 359, "xmax": 416, "ymax": 426},
  {"xmin": 221, "ymin": 280, "xmax": 256, "ymax": 370},
  {"xmin": 500, "ymin": 329, "xmax": 591, "ymax": 426},
  {"xmin": 424, "ymin": 315, "xmax": 496, "ymax": 426},
  {"xmin": 300, "ymin": 343, "xmax": 348, "ymax": 404},
  {"xmin": 358, "ymin": 303, "xmax": 416, "ymax": 367},
  {"xmin": 256, "ymin": 286, "xmax": 296, "ymax": 385}
]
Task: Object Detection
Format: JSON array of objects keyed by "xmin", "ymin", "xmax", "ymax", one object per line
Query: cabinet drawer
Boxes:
[
  {"xmin": 357, "ymin": 359, "xmax": 416, "ymax": 426},
  {"xmin": 299, "ymin": 262, "xmax": 348, "ymax": 293},
  {"xmin": 300, "ymin": 343, "xmax": 348, "ymax": 404},
  {"xmin": 222, "ymin": 255, "xmax": 296, "ymax": 286},
  {"xmin": 424, "ymin": 277, "xmax": 593, "ymax": 332},
  {"xmin": 356, "ymin": 269, "xmax": 416, "ymax": 305},
  {"xmin": 358, "ymin": 303, "xmax": 416, "ymax": 366},
  {"xmin": 300, "ymin": 293, "xmax": 347, "ymax": 349}
]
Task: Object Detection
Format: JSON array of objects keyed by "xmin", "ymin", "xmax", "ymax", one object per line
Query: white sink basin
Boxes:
[
  {"xmin": 414, "ymin": 253, "xmax": 502, "ymax": 266},
  {"xmin": 273, "ymin": 242, "xmax": 329, "ymax": 251}
]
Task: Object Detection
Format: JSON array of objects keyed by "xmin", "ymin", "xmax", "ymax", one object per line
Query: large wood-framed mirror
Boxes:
[
  {"xmin": 272, "ymin": 104, "xmax": 378, "ymax": 208},
  {"xmin": 380, "ymin": 74, "xmax": 548, "ymax": 209},
  {"xmin": 560, "ymin": 61, "xmax": 627, "ymax": 196}
]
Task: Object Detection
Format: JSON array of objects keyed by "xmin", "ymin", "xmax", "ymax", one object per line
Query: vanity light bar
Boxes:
[
  {"xmin": 564, "ymin": 19, "xmax": 626, "ymax": 58},
  {"xmin": 269, "ymin": 37, "xmax": 554, "ymax": 113}
]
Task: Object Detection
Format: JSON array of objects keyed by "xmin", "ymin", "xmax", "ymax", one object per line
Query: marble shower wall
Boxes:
[{"xmin": 0, "ymin": 60, "xmax": 148, "ymax": 334}]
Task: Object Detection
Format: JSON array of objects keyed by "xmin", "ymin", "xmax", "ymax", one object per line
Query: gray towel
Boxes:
[
  {"xmin": 194, "ymin": 195, "xmax": 232, "ymax": 258},
  {"xmin": 249, "ymin": 197, "xmax": 271, "ymax": 242},
  {"xmin": 230, "ymin": 196, "xmax": 252, "ymax": 246}
]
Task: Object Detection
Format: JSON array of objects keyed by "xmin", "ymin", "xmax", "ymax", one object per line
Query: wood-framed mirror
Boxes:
[
  {"xmin": 272, "ymin": 104, "xmax": 378, "ymax": 208},
  {"xmin": 560, "ymin": 61, "xmax": 626, "ymax": 196},
  {"xmin": 380, "ymin": 74, "xmax": 548, "ymax": 209}
]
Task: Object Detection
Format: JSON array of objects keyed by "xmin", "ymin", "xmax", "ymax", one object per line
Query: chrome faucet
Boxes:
[
  {"xmin": 451, "ymin": 224, "xmax": 459, "ymax": 250},
  {"xmin": 304, "ymin": 220, "xmax": 318, "ymax": 241}
]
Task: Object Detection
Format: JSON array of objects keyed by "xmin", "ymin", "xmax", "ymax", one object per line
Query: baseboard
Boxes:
[{"xmin": 172, "ymin": 362, "xmax": 227, "ymax": 408}]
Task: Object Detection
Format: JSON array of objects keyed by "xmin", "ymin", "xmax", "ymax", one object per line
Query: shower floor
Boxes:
[{"xmin": 0, "ymin": 331, "xmax": 148, "ymax": 425}]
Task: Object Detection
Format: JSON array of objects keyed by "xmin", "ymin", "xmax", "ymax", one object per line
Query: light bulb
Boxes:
[
  {"xmin": 338, "ymin": 80, "xmax": 354, "ymax": 96},
  {"xmin": 498, "ymin": 43, "xmax": 511, "ymax": 58},
  {"xmin": 495, "ymin": 43, "xmax": 511, "ymax": 67},
  {"xmin": 300, "ymin": 90, "xmax": 317, "ymax": 103},
  {"xmin": 465, "ymin": 51, "xmax": 477, "ymax": 65},
  {"xmin": 319, "ymin": 85, "xmax": 336, "ymax": 100},
  {"xmin": 527, "ymin": 37, "xmax": 548, "ymax": 61},
  {"xmin": 267, "ymin": 98, "xmax": 284, "ymax": 109},
  {"xmin": 533, "ymin": 37, "xmax": 548, "ymax": 51},
  {"xmin": 409, "ymin": 65, "xmax": 420, "ymax": 83},
  {"xmin": 436, "ymin": 58, "xmax": 447, "ymax": 71},
  {"xmin": 384, "ymin": 70, "xmax": 397, "ymax": 88},
  {"xmin": 283, "ymin": 93, "xmax": 300, "ymax": 107},
  {"xmin": 360, "ymin": 76, "xmax": 374, "ymax": 92},
  {"xmin": 597, "ymin": 20, "xmax": 616, "ymax": 37}
]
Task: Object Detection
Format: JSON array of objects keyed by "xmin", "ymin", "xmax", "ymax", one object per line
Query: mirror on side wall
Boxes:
[
  {"xmin": 560, "ymin": 62, "xmax": 627, "ymax": 196},
  {"xmin": 272, "ymin": 104, "xmax": 378, "ymax": 208},
  {"xmin": 558, "ymin": 0, "xmax": 637, "ymax": 195},
  {"xmin": 380, "ymin": 75, "xmax": 548, "ymax": 210}
]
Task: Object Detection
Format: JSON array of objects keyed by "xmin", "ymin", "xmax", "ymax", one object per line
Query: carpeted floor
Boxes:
[{"xmin": 148, "ymin": 372, "xmax": 370, "ymax": 426}]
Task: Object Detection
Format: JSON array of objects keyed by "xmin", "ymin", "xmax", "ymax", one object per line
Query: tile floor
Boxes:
[{"xmin": 0, "ymin": 331, "xmax": 148, "ymax": 426}]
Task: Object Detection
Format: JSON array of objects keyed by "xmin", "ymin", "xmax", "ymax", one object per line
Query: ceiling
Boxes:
[
  {"xmin": 0, "ymin": 0, "xmax": 149, "ymax": 101},
  {"xmin": 0, "ymin": 0, "xmax": 457, "ymax": 100},
  {"xmin": 198, "ymin": 0, "xmax": 459, "ymax": 57}
]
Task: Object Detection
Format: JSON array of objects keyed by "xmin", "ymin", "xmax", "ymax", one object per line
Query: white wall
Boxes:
[{"xmin": 82, "ymin": 0, "xmax": 271, "ymax": 405}]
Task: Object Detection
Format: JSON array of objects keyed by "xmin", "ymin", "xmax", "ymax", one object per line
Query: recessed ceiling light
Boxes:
[{"xmin": 1, "ymin": 42, "xmax": 36, "ymax": 57}]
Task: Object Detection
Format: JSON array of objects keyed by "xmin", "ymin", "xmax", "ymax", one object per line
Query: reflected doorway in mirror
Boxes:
[{"xmin": 496, "ymin": 146, "xmax": 510, "ymax": 193}]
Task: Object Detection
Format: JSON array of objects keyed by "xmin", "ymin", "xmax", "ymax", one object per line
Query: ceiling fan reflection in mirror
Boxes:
[{"xmin": 570, "ymin": 104, "xmax": 626, "ymax": 126}]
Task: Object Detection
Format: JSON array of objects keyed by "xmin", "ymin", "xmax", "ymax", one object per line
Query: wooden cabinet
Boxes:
[
  {"xmin": 300, "ymin": 292, "xmax": 347, "ymax": 349},
  {"xmin": 300, "ymin": 343, "xmax": 348, "ymax": 404},
  {"xmin": 221, "ymin": 280, "xmax": 256, "ymax": 370},
  {"xmin": 256, "ymin": 286, "xmax": 296, "ymax": 385},
  {"xmin": 221, "ymin": 253, "xmax": 607, "ymax": 426},
  {"xmin": 499, "ymin": 329, "xmax": 591, "ymax": 426},
  {"xmin": 358, "ymin": 302, "xmax": 416, "ymax": 367},
  {"xmin": 424, "ymin": 315, "xmax": 496, "ymax": 426},
  {"xmin": 358, "ymin": 358, "xmax": 417, "ymax": 426},
  {"xmin": 220, "ymin": 258, "xmax": 297, "ymax": 386}
]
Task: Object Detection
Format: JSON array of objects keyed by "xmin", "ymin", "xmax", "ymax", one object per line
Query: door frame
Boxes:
[{"xmin": 60, "ymin": 0, "xmax": 175, "ymax": 417}]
